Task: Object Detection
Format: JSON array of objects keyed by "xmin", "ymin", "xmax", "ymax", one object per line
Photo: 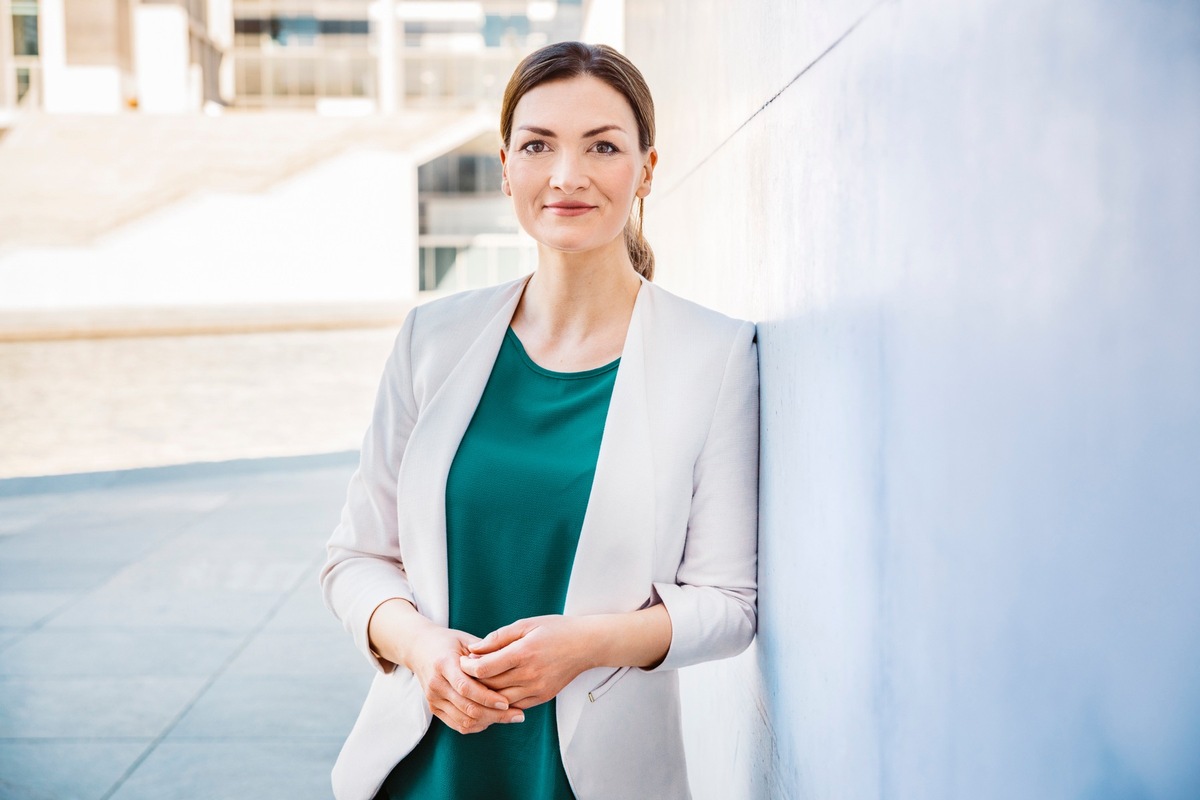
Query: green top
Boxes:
[{"xmin": 378, "ymin": 328, "xmax": 620, "ymax": 800}]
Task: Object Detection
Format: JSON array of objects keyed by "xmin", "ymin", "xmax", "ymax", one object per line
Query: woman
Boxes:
[{"xmin": 321, "ymin": 42, "xmax": 759, "ymax": 800}]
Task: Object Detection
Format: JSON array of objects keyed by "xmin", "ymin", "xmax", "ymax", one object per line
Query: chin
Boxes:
[
  {"xmin": 533, "ymin": 232, "xmax": 601, "ymax": 253},
  {"xmin": 533, "ymin": 228, "xmax": 624, "ymax": 256}
]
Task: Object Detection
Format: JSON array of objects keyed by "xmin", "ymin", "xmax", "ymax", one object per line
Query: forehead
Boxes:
[{"xmin": 511, "ymin": 75, "xmax": 637, "ymax": 134}]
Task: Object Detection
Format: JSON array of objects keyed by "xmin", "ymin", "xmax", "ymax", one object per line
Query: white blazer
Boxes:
[{"xmin": 321, "ymin": 274, "xmax": 759, "ymax": 800}]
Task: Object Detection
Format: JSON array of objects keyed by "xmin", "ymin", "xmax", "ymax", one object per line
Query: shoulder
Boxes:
[
  {"xmin": 641, "ymin": 281, "xmax": 756, "ymax": 358},
  {"xmin": 639, "ymin": 281, "xmax": 757, "ymax": 424},
  {"xmin": 408, "ymin": 276, "xmax": 526, "ymax": 342},
  {"xmin": 387, "ymin": 278, "xmax": 525, "ymax": 403},
  {"xmin": 638, "ymin": 282, "xmax": 758, "ymax": 467}
]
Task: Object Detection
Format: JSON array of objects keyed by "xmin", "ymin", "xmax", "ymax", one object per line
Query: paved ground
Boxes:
[
  {"xmin": 0, "ymin": 452, "xmax": 372, "ymax": 800},
  {"xmin": 0, "ymin": 327, "xmax": 397, "ymax": 479}
]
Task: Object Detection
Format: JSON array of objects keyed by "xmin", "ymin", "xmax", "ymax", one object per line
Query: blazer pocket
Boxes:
[{"xmin": 586, "ymin": 665, "xmax": 632, "ymax": 703}]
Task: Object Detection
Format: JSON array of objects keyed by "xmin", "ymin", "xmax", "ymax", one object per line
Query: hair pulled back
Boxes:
[{"xmin": 500, "ymin": 42, "xmax": 656, "ymax": 281}]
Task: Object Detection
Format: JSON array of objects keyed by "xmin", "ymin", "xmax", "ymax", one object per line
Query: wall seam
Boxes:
[{"xmin": 660, "ymin": 0, "xmax": 891, "ymax": 199}]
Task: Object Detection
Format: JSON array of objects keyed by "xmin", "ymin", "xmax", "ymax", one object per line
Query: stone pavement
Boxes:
[
  {"xmin": 0, "ymin": 452, "xmax": 372, "ymax": 799},
  {"xmin": 0, "ymin": 327, "xmax": 398, "ymax": 481}
]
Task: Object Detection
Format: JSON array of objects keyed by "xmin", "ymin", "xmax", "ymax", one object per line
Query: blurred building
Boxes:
[
  {"xmin": 0, "ymin": 0, "xmax": 583, "ymax": 309},
  {"xmin": 229, "ymin": 0, "xmax": 579, "ymax": 113},
  {"xmin": 0, "ymin": 0, "xmax": 228, "ymax": 114},
  {"xmin": 2, "ymin": 0, "xmax": 581, "ymax": 119}
]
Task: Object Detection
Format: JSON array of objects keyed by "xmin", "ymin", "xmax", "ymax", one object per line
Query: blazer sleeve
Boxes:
[
  {"xmin": 320, "ymin": 307, "xmax": 420, "ymax": 674},
  {"xmin": 648, "ymin": 320, "xmax": 760, "ymax": 671}
]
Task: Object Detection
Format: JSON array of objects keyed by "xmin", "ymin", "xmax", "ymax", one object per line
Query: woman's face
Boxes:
[{"xmin": 501, "ymin": 75, "xmax": 656, "ymax": 258}]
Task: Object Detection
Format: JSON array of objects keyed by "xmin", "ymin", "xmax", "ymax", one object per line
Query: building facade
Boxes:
[
  {"xmin": 1, "ymin": 0, "xmax": 582, "ymax": 298},
  {"xmin": 0, "ymin": 0, "xmax": 228, "ymax": 114}
]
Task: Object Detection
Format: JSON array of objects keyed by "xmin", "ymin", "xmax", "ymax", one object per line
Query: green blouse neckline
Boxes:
[{"xmin": 504, "ymin": 327, "xmax": 621, "ymax": 380}]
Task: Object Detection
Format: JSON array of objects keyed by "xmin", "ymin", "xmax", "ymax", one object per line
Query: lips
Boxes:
[{"xmin": 545, "ymin": 201, "xmax": 596, "ymax": 216}]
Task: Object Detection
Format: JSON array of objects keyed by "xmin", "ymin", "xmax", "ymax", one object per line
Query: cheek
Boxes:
[
  {"xmin": 506, "ymin": 169, "xmax": 541, "ymax": 202},
  {"xmin": 605, "ymin": 163, "xmax": 642, "ymax": 198}
]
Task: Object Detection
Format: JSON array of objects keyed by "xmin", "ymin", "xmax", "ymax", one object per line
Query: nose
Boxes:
[{"xmin": 548, "ymin": 150, "xmax": 589, "ymax": 194}]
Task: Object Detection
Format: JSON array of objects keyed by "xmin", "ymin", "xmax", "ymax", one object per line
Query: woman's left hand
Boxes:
[{"xmin": 459, "ymin": 615, "xmax": 597, "ymax": 710}]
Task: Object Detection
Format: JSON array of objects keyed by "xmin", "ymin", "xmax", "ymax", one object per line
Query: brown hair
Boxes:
[{"xmin": 500, "ymin": 42, "xmax": 656, "ymax": 281}]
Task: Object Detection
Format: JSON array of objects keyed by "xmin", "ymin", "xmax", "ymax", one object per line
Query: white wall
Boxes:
[
  {"xmin": 134, "ymin": 3, "xmax": 193, "ymax": 114},
  {"xmin": 38, "ymin": 0, "xmax": 124, "ymax": 114},
  {"xmin": 627, "ymin": 1, "xmax": 1200, "ymax": 798},
  {"xmin": 0, "ymin": 149, "xmax": 417, "ymax": 308},
  {"xmin": 581, "ymin": 0, "xmax": 624, "ymax": 50}
]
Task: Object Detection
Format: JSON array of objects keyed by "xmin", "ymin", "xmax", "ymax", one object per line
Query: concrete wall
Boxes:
[
  {"xmin": 625, "ymin": 1, "xmax": 1200, "ymax": 798},
  {"xmin": 134, "ymin": 3, "xmax": 193, "ymax": 114}
]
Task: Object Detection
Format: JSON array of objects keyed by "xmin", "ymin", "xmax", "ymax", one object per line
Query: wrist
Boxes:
[
  {"xmin": 581, "ymin": 613, "xmax": 625, "ymax": 670},
  {"xmin": 584, "ymin": 606, "xmax": 672, "ymax": 670},
  {"xmin": 367, "ymin": 597, "xmax": 427, "ymax": 669}
]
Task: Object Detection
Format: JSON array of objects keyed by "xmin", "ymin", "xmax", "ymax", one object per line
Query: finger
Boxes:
[
  {"xmin": 434, "ymin": 702, "xmax": 490, "ymax": 734},
  {"xmin": 434, "ymin": 694, "xmax": 516, "ymax": 733},
  {"xmin": 434, "ymin": 698, "xmax": 524, "ymax": 733},
  {"xmin": 459, "ymin": 650, "xmax": 522, "ymax": 681},
  {"xmin": 444, "ymin": 662, "xmax": 513, "ymax": 713},
  {"xmin": 468, "ymin": 621, "xmax": 528, "ymax": 654},
  {"xmin": 498, "ymin": 685, "xmax": 539, "ymax": 707}
]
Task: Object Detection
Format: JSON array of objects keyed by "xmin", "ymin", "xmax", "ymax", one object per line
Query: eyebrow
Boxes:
[{"xmin": 517, "ymin": 124, "xmax": 627, "ymax": 138}]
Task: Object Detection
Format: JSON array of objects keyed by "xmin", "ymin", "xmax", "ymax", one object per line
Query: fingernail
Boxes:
[
  {"xmin": 493, "ymin": 702, "xmax": 508, "ymax": 710},
  {"xmin": 510, "ymin": 713, "xmax": 525, "ymax": 723}
]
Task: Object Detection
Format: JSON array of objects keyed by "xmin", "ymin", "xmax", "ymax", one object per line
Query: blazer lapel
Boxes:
[
  {"xmin": 558, "ymin": 279, "xmax": 659, "ymax": 751},
  {"xmin": 396, "ymin": 277, "xmax": 529, "ymax": 627},
  {"xmin": 563, "ymin": 279, "xmax": 657, "ymax": 617}
]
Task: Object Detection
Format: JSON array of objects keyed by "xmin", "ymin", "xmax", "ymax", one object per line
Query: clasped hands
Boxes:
[
  {"xmin": 369, "ymin": 598, "xmax": 669, "ymax": 737},
  {"xmin": 402, "ymin": 612, "xmax": 595, "ymax": 736}
]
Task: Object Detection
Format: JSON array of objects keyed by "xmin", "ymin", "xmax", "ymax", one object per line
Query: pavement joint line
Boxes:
[
  {"xmin": 0, "ymin": 737, "xmax": 153, "ymax": 742},
  {"xmin": 0, "ymin": 451, "xmax": 359, "ymax": 497},
  {"xmin": 97, "ymin": 549, "xmax": 329, "ymax": 800},
  {"xmin": 0, "ymin": 500, "xmax": 233, "ymax": 653}
]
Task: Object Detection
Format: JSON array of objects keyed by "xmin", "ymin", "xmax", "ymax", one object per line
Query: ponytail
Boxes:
[{"xmin": 624, "ymin": 197, "xmax": 655, "ymax": 281}]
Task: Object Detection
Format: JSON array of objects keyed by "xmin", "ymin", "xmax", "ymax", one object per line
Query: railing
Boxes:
[
  {"xmin": 417, "ymin": 233, "xmax": 535, "ymax": 294},
  {"xmin": 227, "ymin": 45, "xmax": 525, "ymax": 109},
  {"xmin": 399, "ymin": 47, "xmax": 522, "ymax": 109}
]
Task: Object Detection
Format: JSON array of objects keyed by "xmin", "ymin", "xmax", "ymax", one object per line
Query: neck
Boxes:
[{"xmin": 516, "ymin": 238, "xmax": 642, "ymax": 339}]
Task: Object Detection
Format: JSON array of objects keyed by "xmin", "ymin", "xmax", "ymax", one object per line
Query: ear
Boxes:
[
  {"xmin": 635, "ymin": 146, "xmax": 658, "ymax": 199},
  {"xmin": 499, "ymin": 147, "xmax": 512, "ymax": 196}
]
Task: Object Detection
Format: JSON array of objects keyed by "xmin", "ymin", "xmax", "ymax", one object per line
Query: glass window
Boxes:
[
  {"xmin": 419, "ymin": 246, "xmax": 460, "ymax": 292},
  {"xmin": 478, "ymin": 155, "xmax": 503, "ymax": 193},
  {"xmin": 235, "ymin": 18, "xmax": 265, "ymax": 36},
  {"xmin": 319, "ymin": 19, "xmax": 368, "ymax": 36},
  {"xmin": 12, "ymin": 13, "xmax": 38, "ymax": 57},
  {"xmin": 436, "ymin": 247, "xmax": 460, "ymax": 289},
  {"xmin": 483, "ymin": 14, "xmax": 530, "ymax": 48},
  {"xmin": 350, "ymin": 57, "xmax": 370, "ymax": 97},
  {"xmin": 457, "ymin": 156, "xmax": 477, "ymax": 194},
  {"xmin": 16, "ymin": 67, "xmax": 30, "ymax": 102},
  {"xmin": 271, "ymin": 16, "xmax": 319, "ymax": 47}
]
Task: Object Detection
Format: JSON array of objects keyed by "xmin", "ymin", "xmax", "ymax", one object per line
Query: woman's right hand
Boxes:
[{"xmin": 367, "ymin": 598, "xmax": 525, "ymax": 734}]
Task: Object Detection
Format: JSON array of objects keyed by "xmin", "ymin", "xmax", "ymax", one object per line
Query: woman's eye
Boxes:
[
  {"xmin": 593, "ymin": 141, "xmax": 619, "ymax": 154},
  {"xmin": 521, "ymin": 140, "xmax": 548, "ymax": 154}
]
